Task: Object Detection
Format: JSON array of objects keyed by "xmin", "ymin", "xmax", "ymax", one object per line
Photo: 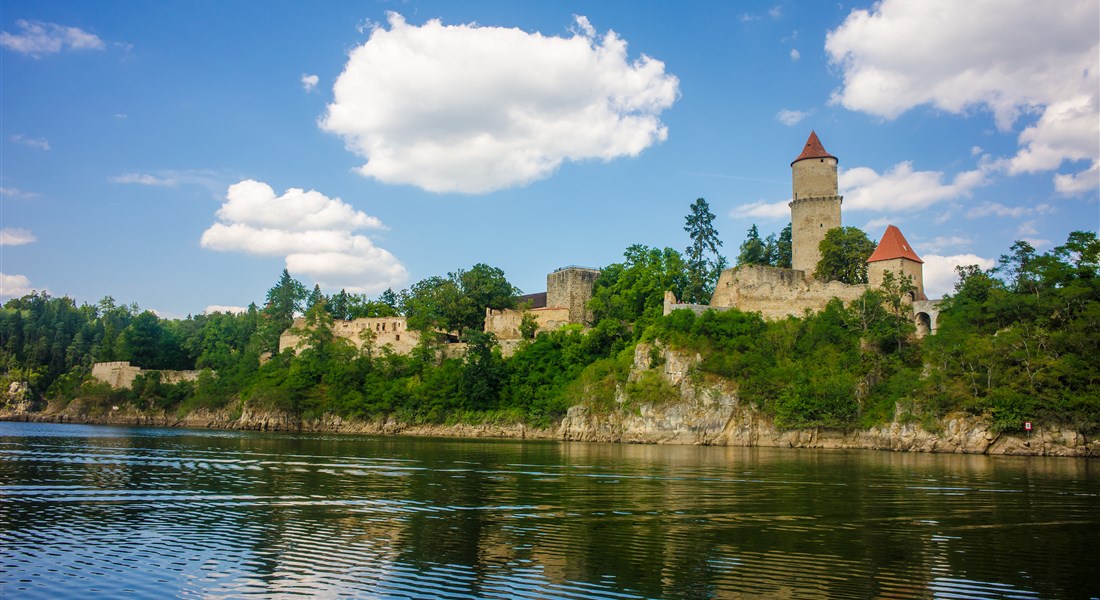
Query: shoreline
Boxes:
[{"xmin": 3, "ymin": 400, "xmax": 1094, "ymax": 457}]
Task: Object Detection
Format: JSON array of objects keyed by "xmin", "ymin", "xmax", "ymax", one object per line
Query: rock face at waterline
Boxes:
[{"xmin": 558, "ymin": 343, "xmax": 1097, "ymax": 457}]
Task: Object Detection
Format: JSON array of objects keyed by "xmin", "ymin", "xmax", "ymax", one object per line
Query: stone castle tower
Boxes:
[
  {"xmin": 789, "ymin": 131, "xmax": 842, "ymax": 274},
  {"xmin": 867, "ymin": 225, "xmax": 927, "ymax": 300},
  {"xmin": 546, "ymin": 266, "xmax": 600, "ymax": 325}
]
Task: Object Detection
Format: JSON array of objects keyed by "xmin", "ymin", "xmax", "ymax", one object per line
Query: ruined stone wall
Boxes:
[
  {"xmin": 868, "ymin": 257, "xmax": 925, "ymax": 300},
  {"xmin": 709, "ymin": 265, "xmax": 865, "ymax": 320},
  {"xmin": 484, "ymin": 307, "xmax": 572, "ymax": 340},
  {"xmin": 546, "ymin": 267, "xmax": 600, "ymax": 325},
  {"xmin": 661, "ymin": 290, "xmax": 731, "ymax": 317},
  {"xmin": 90, "ymin": 362, "xmax": 199, "ymax": 390},
  {"xmin": 279, "ymin": 317, "xmax": 420, "ymax": 356}
]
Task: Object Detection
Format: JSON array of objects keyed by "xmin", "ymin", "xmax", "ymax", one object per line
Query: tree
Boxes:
[
  {"xmin": 683, "ymin": 198, "xmax": 727, "ymax": 304},
  {"xmin": 737, "ymin": 225, "xmax": 768, "ymax": 266},
  {"xmin": 814, "ymin": 227, "xmax": 876, "ymax": 284},
  {"xmin": 776, "ymin": 223, "xmax": 793, "ymax": 268},
  {"xmin": 590, "ymin": 244, "xmax": 687, "ymax": 336},
  {"xmin": 257, "ymin": 269, "xmax": 307, "ymax": 353},
  {"xmin": 306, "ymin": 284, "xmax": 324, "ymax": 312},
  {"xmin": 400, "ymin": 264, "xmax": 519, "ymax": 338}
]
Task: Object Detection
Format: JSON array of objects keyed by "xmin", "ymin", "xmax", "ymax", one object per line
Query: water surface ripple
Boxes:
[{"xmin": 1, "ymin": 422, "xmax": 1097, "ymax": 599}]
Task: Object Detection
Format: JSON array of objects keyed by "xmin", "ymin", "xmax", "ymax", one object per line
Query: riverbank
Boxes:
[{"xmin": 2, "ymin": 392, "xmax": 1095, "ymax": 456}]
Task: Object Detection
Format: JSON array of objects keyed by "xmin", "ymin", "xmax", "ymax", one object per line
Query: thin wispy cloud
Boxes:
[
  {"xmin": 111, "ymin": 173, "xmax": 177, "ymax": 186},
  {"xmin": 776, "ymin": 109, "xmax": 808, "ymax": 126},
  {"xmin": 301, "ymin": 73, "xmax": 319, "ymax": 92},
  {"xmin": 9, "ymin": 134, "xmax": 50, "ymax": 151},
  {"xmin": 1, "ymin": 20, "xmax": 105, "ymax": 58}
]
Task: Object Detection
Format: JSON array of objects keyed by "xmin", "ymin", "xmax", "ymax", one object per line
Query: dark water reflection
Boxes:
[{"xmin": 1, "ymin": 422, "xmax": 1097, "ymax": 599}]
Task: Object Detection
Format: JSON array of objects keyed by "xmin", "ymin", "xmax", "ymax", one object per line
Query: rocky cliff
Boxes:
[{"xmin": 559, "ymin": 343, "xmax": 1097, "ymax": 457}]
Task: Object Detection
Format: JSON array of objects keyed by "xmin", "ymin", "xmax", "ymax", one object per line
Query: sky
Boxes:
[{"xmin": 1, "ymin": 0, "xmax": 1097, "ymax": 317}]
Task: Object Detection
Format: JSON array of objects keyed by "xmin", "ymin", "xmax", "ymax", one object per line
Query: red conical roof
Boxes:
[
  {"xmin": 791, "ymin": 130, "xmax": 837, "ymax": 166},
  {"xmin": 867, "ymin": 225, "xmax": 923, "ymax": 263}
]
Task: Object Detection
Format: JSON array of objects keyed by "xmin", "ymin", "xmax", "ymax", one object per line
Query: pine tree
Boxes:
[{"xmin": 683, "ymin": 198, "xmax": 726, "ymax": 304}]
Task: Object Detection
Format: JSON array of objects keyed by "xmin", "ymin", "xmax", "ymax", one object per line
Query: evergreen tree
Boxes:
[
  {"xmin": 258, "ymin": 269, "xmax": 306, "ymax": 353},
  {"xmin": 306, "ymin": 284, "xmax": 324, "ymax": 312},
  {"xmin": 683, "ymin": 198, "xmax": 726, "ymax": 304},
  {"xmin": 737, "ymin": 225, "xmax": 768, "ymax": 266},
  {"xmin": 776, "ymin": 223, "xmax": 793, "ymax": 268}
]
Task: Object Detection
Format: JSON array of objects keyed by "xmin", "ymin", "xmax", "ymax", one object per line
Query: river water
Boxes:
[{"xmin": 0, "ymin": 422, "xmax": 1096, "ymax": 599}]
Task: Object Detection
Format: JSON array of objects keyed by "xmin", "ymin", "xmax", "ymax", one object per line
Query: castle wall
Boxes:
[
  {"xmin": 709, "ymin": 265, "xmax": 866, "ymax": 320},
  {"xmin": 90, "ymin": 361, "xmax": 199, "ymax": 390},
  {"xmin": 868, "ymin": 258, "xmax": 925, "ymax": 300},
  {"xmin": 484, "ymin": 307, "xmax": 571, "ymax": 340},
  {"xmin": 546, "ymin": 267, "xmax": 600, "ymax": 325},
  {"xmin": 279, "ymin": 317, "xmax": 421, "ymax": 356}
]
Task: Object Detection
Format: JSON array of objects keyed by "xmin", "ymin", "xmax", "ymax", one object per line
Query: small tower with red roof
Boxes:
[
  {"xmin": 867, "ymin": 225, "xmax": 926, "ymax": 300},
  {"xmin": 789, "ymin": 131, "xmax": 843, "ymax": 274}
]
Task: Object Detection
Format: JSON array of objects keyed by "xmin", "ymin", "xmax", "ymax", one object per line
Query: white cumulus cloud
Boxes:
[
  {"xmin": 321, "ymin": 13, "xmax": 680, "ymax": 194},
  {"xmin": 0, "ymin": 228, "xmax": 36, "ymax": 246},
  {"xmin": 1, "ymin": 20, "xmax": 105, "ymax": 57},
  {"xmin": 826, "ymin": 0, "xmax": 1099, "ymax": 193},
  {"xmin": 200, "ymin": 180, "xmax": 406, "ymax": 293},
  {"xmin": 923, "ymin": 253, "xmax": 996, "ymax": 299},
  {"xmin": 0, "ymin": 273, "xmax": 35, "ymax": 298},
  {"xmin": 839, "ymin": 162, "xmax": 988, "ymax": 212},
  {"xmin": 789, "ymin": 48, "xmax": 800, "ymax": 61},
  {"xmin": 111, "ymin": 173, "xmax": 177, "ymax": 186},
  {"xmin": 301, "ymin": 73, "xmax": 319, "ymax": 92}
]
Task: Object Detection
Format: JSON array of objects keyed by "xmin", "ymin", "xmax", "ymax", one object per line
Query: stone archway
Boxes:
[{"xmin": 915, "ymin": 312, "xmax": 932, "ymax": 338}]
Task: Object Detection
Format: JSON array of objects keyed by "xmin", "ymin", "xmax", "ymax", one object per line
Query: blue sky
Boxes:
[{"xmin": 2, "ymin": 0, "xmax": 1097, "ymax": 317}]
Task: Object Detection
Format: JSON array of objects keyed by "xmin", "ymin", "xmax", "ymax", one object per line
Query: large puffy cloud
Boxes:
[
  {"xmin": 0, "ymin": 274, "xmax": 35, "ymax": 299},
  {"xmin": 922, "ymin": 254, "xmax": 996, "ymax": 299},
  {"xmin": 321, "ymin": 13, "xmax": 679, "ymax": 193},
  {"xmin": 0, "ymin": 20, "xmax": 104, "ymax": 57},
  {"xmin": 826, "ymin": 0, "xmax": 1099, "ymax": 193},
  {"xmin": 201, "ymin": 180, "xmax": 407, "ymax": 293}
]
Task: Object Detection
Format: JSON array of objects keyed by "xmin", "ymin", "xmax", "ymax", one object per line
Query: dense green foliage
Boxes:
[
  {"xmin": 1, "ymin": 231, "xmax": 1096, "ymax": 435},
  {"xmin": 651, "ymin": 231, "xmax": 1100, "ymax": 432},
  {"xmin": 589, "ymin": 244, "xmax": 687, "ymax": 335},
  {"xmin": 814, "ymin": 226, "xmax": 876, "ymax": 284}
]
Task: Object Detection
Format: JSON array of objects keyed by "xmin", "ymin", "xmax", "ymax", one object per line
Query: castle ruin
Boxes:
[{"xmin": 690, "ymin": 131, "xmax": 940, "ymax": 333}]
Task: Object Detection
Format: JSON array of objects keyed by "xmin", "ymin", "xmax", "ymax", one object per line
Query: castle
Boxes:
[
  {"xmin": 276, "ymin": 130, "xmax": 941, "ymax": 363},
  {"xmin": 277, "ymin": 265, "xmax": 601, "ymax": 357},
  {"xmin": 694, "ymin": 131, "xmax": 940, "ymax": 334}
]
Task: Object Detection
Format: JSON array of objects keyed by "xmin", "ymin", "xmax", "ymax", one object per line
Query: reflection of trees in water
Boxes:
[{"xmin": 4, "ymin": 427, "xmax": 1096, "ymax": 598}]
